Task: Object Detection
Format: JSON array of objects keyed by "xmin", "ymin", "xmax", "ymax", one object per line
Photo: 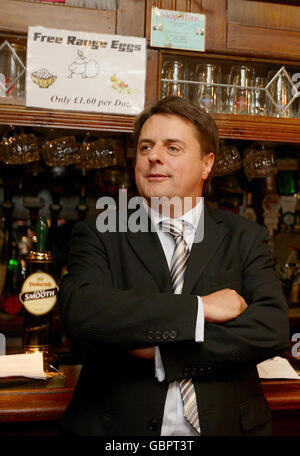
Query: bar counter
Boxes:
[
  {"xmin": 0, "ymin": 364, "xmax": 300, "ymax": 436},
  {"xmin": 0, "ymin": 365, "xmax": 81, "ymax": 436}
]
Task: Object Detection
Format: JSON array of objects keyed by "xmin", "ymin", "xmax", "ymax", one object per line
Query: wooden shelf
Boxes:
[
  {"xmin": 0, "ymin": 104, "xmax": 135, "ymax": 133},
  {"xmin": 212, "ymin": 113, "xmax": 300, "ymax": 143},
  {"xmin": 1, "ymin": 104, "xmax": 300, "ymax": 142}
]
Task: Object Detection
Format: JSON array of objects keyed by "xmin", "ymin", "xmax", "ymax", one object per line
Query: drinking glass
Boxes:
[
  {"xmin": 213, "ymin": 142, "xmax": 242, "ymax": 176},
  {"xmin": 0, "ymin": 41, "xmax": 26, "ymax": 99},
  {"xmin": 161, "ymin": 58, "xmax": 189, "ymax": 99},
  {"xmin": 193, "ymin": 63, "xmax": 222, "ymax": 113},
  {"xmin": 243, "ymin": 142, "xmax": 278, "ymax": 179},
  {"xmin": 253, "ymin": 77, "xmax": 267, "ymax": 116},
  {"xmin": 0, "ymin": 132, "xmax": 40, "ymax": 164},
  {"xmin": 78, "ymin": 137, "xmax": 125, "ymax": 169},
  {"xmin": 227, "ymin": 65, "xmax": 255, "ymax": 115},
  {"xmin": 42, "ymin": 136, "xmax": 80, "ymax": 166},
  {"xmin": 266, "ymin": 69, "xmax": 295, "ymax": 118}
]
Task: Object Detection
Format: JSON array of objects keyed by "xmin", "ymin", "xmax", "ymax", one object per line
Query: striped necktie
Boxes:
[{"xmin": 160, "ymin": 219, "xmax": 200, "ymax": 434}]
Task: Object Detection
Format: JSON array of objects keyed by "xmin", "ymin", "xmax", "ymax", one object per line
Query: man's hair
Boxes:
[{"xmin": 133, "ymin": 96, "xmax": 219, "ymax": 160}]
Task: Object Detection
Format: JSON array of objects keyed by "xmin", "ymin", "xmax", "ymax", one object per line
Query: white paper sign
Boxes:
[
  {"xmin": 0, "ymin": 352, "xmax": 46, "ymax": 379},
  {"xmin": 26, "ymin": 26, "xmax": 146, "ymax": 115},
  {"xmin": 257, "ymin": 356, "xmax": 300, "ymax": 379}
]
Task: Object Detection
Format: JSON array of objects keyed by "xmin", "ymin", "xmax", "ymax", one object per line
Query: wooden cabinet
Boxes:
[
  {"xmin": 0, "ymin": 0, "xmax": 146, "ymax": 37},
  {"xmin": 1, "ymin": 0, "xmax": 116, "ymax": 35},
  {"xmin": 147, "ymin": 0, "xmax": 300, "ymax": 60},
  {"xmin": 227, "ymin": 0, "xmax": 300, "ymax": 60}
]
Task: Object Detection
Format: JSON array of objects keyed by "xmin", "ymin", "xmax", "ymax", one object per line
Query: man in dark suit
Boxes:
[{"xmin": 59, "ymin": 96, "xmax": 289, "ymax": 436}]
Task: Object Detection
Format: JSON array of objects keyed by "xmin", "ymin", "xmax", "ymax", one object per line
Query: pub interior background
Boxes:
[{"xmin": 2, "ymin": 0, "xmax": 300, "ymax": 437}]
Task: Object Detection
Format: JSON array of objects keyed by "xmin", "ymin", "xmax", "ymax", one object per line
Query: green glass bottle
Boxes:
[{"xmin": 277, "ymin": 171, "xmax": 297, "ymax": 196}]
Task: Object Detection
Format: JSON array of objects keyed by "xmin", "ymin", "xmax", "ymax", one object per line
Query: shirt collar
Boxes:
[{"xmin": 145, "ymin": 197, "xmax": 203, "ymax": 232}]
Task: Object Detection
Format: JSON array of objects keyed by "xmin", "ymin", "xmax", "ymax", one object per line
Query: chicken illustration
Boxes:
[{"xmin": 68, "ymin": 50, "xmax": 99, "ymax": 79}]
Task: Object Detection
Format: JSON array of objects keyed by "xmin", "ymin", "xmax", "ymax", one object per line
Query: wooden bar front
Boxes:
[{"xmin": 0, "ymin": 365, "xmax": 300, "ymax": 436}]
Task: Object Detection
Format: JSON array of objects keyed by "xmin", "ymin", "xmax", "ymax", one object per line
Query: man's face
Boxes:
[{"xmin": 135, "ymin": 113, "xmax": 214, "ymax": 209}]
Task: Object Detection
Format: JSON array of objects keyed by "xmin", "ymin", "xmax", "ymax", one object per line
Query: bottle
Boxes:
[
  {"xmin": 19, "ymin": 217, "xmax": 59, "ymax": 373},
  {"xmin": 277, "ymin": 171, "xmax": 297, "ymax": 232},
  {"xmin": 290, "ymin": 249, "xmax": 300, "ymax": 307},
  {"xmin": 280, "ymin": 247, "xmax": 298, "ymax": 300},
  {"xmin": 294, "ymin": 192, "xmax": 300, "ymax": 232},
  {"xmin": 0, "ymin": 217, "xmax": 8, "ymax": 299},
  {"xmin": 242, "ymin": 192, "xmax": 257, "ymax": 222},
  {"xmin": 0, "ymin": 242, "xmax": 22, "ymax": 315},
  {"xmin": 0, "ymin": 201, "xmax": 14, "ymax": 299},
  {"xmin": 262, "ymin": 175, "xmax": 281, "ymax": 258},
  {"xmin": 290, "ymin": 268, "xmax": 300, "ymax": 307}
]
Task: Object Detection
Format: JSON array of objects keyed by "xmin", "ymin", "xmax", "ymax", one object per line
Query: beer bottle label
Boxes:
[{"xmin": 19, "ymin": 272, "xmax": 58, "ymax": 316}]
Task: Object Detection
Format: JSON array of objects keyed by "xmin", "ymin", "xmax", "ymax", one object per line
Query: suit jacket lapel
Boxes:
[
  {"xmin": 125, "ymin": 212, "xmax": 173, "ymax": 293},
  {"xmin": 125, "ymin": 203, "xmax": 229, "ymax": 294},
  {"xmin": 182, "ymin": 204, "xmax": 229, "ymax": 294}
]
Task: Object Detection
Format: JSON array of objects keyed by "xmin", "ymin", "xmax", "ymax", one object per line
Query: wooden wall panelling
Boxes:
[
  {"xmin": 188, "ymin": 0, "xmax": 202, "ymax": 14},
  {"xmin": 227, "ymin": 0, "xmax": 300, "ymax": 59},
  {"xmin": 145, "ymin": 49, "xmax": 159, "ymax": 107},
  {"xmin": 202, "ymin": 0, "xmax": 226, "ymax": 51},
  {"xmin": 228, "ymin": 0, "xmax": 300, "ymax": 31},
  {"xmin": 159, "ymin": 1, "xmax": 177, "ymax": 9},
  {"xmin": 0, "ymin": 0, "xmax": 116, "ymax": 35},
  {"xmin": 153, "ymin": 1, "xmax": 202, "ymax": 11},
  {"xmin": 227, "ymin": 24, "xmax": 300, "ymax": 59},
  {"xmin": 116, "ymin": 0, "xmax": 146, "ymax": 37},
  {"xmin": 146, "ymin": 0, "xmax": 153, "ymax": 40},
  {"xmin": 176, "ymin": 1, "xmax": 197, "ymax": 12}
]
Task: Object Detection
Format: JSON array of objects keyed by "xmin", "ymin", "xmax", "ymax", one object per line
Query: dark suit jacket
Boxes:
[{"xmin": 58, "ymin": 203, "xmax": 289, "ymax": 436}]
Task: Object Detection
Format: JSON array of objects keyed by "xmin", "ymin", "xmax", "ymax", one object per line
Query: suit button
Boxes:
[
  {"xmin": 192, "ymin": 368, "xmax": 198, "ymax": 376},
  {"xmin": 155, "ymin": 330, "xmax": 161, "ymax": 340},
  {"xmin": 146, "ymin": 330, "xmax": 154, "ymax": 340},
  {"xmin": 162, "ymin": 330, "xmax": 170, "ymax": 340},
  {"xmin": 170, "ymin": 330, "xmax": 177, "ymax": 339},
  {"xmin": 198, "ymin": 367, "xmax": 206, "ymax": 375},
  {"xmin": 147, "ymin": 419, "xmax": 158, "ymax": 431}
]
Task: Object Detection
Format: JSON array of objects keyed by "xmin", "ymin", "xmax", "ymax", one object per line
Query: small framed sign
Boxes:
[{"xmin": 150, "ymin": 7, "xmax": 205, "ymax": 52}]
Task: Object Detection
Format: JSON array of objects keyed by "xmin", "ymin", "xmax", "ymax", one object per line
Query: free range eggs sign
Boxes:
[{"xmin": 26, "ymin": 26, "xmax": 146, "ymax": 115}]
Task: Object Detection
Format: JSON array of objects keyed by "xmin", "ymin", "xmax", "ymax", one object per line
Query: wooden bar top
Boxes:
[
  {"xmin": 0, "ymin": 365, "xmax": 81, "ymax": 424},
  {"xmin": 262, "ymin": 379, "xmax": 300, "ymax": 411},
  {"xmin": 1, "ymin": 364, "xmax": 300, "ymax": 435}
]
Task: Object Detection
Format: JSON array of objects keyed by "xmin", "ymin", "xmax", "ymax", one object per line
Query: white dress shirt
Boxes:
[{"xmin": 147, "ymin": 199, "xmax": 205, "ymax": 436}]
